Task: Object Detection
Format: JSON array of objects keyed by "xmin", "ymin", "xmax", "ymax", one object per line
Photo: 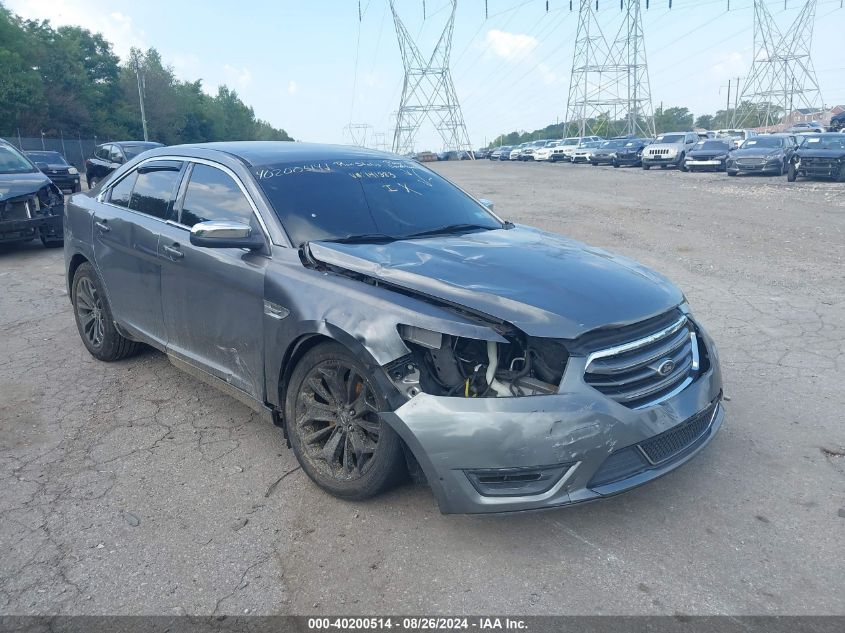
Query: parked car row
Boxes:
[{"xmin": 480, "ymin": 132, "xmax": 845, "ymax": 182}]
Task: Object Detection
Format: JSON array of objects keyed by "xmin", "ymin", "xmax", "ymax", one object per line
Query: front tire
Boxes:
[
  {"xmin": 727, "ymin": 170, "xmax": 738, "ymax": 177},
  {"xmin": 285, "ymin": 342, "xmax": 406, "ymax": 500},
  {"xmin": 837, "ymin": 164, "xmax": 845, "ymax": 183},
  {"xmin": 787, "ymin": 164, "xmax": 798, "ymax": 182},
  {"xmin": 71, "ymin": 263, "xmax": 141, "ymax": 361},
  {"xmin": 642, "ymin": 164, "xmax": 650, "ymax": 170}
]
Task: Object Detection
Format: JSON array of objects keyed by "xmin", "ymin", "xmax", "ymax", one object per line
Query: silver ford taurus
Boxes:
[{"xmin": 64, "ymin": 142, "xmax": 723, "ymax": 514}]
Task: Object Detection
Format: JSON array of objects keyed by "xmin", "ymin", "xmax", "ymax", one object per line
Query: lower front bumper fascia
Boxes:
[
  {"xmin": 381, "ymin": 356, "xmax": 723, "ymax": 514},
  {"xmin": 0, "ymin": 214, "xmax": 63, "ymax": 241}
]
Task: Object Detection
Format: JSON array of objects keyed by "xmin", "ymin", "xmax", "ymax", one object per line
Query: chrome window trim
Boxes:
[
  {"xmin": 97, "ymin": 154, "xmax": 277, "ymax": 246},
  {"xmin": 585, "ymin": 315, "xmax": 689, "ymax": 371}
]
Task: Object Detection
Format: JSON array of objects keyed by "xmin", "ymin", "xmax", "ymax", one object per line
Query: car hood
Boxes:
[
  {"xmin": 308, "ymin": 226, "xmax": 684, "ymax": 339},
  {"xmin": 797, "ymin": 149, "xmax": 845, "ymax": 158},
  {"xmin": 0, "ymin": 172, "xmax": 52, "ymax": 202},
  {"xmin": 688, "ymin": 149, "xmax": 730, "ymax": 158},
  {"xmin": 731, "ymin": 147, "xmax": 783, "ymax": 158}
]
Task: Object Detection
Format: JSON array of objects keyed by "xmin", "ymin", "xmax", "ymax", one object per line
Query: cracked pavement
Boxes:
[{"xmin": 0, "ymin": 163, "xmax": 843, "ymax": 616}]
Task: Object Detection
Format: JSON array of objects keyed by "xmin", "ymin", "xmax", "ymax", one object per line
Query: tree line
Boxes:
[
  {"xmin": 491, "ymin": 103, "xmax": 784, "ymax": 147},
  {"xmin": 0, "ymin": 3, "xmax": 291, "ymax": 143}
]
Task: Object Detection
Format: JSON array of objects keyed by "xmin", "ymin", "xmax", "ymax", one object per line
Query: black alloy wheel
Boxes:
[
  {"xmin": 71, "ymin": 263, "xmax": 140, "ymax": 361},
  {"xmin": 285, "ymin": 343, "xmax": 406, "ymax": 500}
]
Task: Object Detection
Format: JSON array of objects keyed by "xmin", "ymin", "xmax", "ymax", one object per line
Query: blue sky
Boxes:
[{"xmin": 8, "ymin": 0, "xmax": 844, "ymax": 149}]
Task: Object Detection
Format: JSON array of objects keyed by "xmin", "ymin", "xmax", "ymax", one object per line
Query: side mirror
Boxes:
[
  {"xmin": 479, "ymin": 198, "xmax": 495, "ymax": 211},
  {"xmin": 189, "ymin": 221, "xmax": 264, "ymax": 250}
]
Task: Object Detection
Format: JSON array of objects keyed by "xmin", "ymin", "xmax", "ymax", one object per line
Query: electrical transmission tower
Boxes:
[
  {"xmin": 734, "ymin": 0, "xmax": 823, "ymax": 130},
  {"xmin": 565, "ymin": 0, "xmax": 655, "ymax": 138},
  {"xmin": 343, "ymin": 123, "xmax": 374, "ymax": 147},
  {"xmin": 389, "ymin": 0, "xmax": 473, "ymax": 156}
]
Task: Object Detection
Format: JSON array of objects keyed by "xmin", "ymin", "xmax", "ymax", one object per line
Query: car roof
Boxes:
[
  {"xmin": 100, "ymin": 141, "xmax": 164, "ymax": 148},
  {"xmin": 141, "ymin": 141, "xmax": 404, "ymax": 167}
]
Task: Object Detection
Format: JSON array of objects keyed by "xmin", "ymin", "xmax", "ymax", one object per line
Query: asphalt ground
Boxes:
[{"xmin": 0, "ymin": 160, "xmax": 843, "ymax": 616}]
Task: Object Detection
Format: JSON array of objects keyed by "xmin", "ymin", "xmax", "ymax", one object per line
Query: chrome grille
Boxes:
[
  {"xmin": 647, "ymin": 148, "xmax": 671, "ymax": 156},
  {"xmin": 584, "ymin": 315, "xmax": 698, "ymax": 408}
]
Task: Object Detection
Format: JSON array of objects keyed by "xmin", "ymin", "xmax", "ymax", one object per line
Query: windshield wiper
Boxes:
[
  {"xmin": 403, "ymin": 223, "xmax": 498, "ymax": 239},
  {"xmin": 318, "ymin": 233, "xmax": 400, "ymax": 244}
]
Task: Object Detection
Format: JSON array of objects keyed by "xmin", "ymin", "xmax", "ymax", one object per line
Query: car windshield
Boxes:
[
  {"xmin": 562, "ymin": 139, "xmax": 578, "ymax": 146},
  {"xmin": 694, "ymin": 141, "xmax": 731, "ymax": 150},
  {"xmin": 741, "ymin": 137, "xmax": 783, "ymax": 149},
  {"xmin": 601, "ymin": 140, "xmax": 626, "ymax": 148},
  {"xmin": 623, "ymin": 140, "xmax": 642, "ymax": 147},
  {"xmin": 655, "ymin": 134, "xmax": 685, "ymax": 144},
  {"xmin": 801, "ymin": 136, "xmax": 845, "ymax": 150},
  {"xmin": 253, "ymin": 158, "xmax": 502, "ymax": 245},
  {"xmin": 121, "ymin": 144, "xmax": 159, "ymax": 159},
  {"xmin": 26, "ymin": 151, "xmax": 68, "ymax": 165},
  {"xmin": 0, "ymin": 145, "xmax": 37, "ymax": 174}
]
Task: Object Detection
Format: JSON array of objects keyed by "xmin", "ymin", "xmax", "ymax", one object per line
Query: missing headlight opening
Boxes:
[{"xmin": 393, "ymin": 328, "xmax": 568, "ymax": 398}]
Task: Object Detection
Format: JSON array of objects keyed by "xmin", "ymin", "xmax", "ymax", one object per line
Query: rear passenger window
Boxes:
[
  {"xmin": 108, "ymin": 172, "xmax": 137, "ymax": 208},
  {"xmin": 128, "ymin": 161, "xmax": 183, "ymax": 220},
  {"xmin": 180, "ymin": 163, "xmax": 255, "ymax": 228}
]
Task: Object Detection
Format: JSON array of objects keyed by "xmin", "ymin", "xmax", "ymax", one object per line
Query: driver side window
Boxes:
[{"xmin": 179, "ymin": 163, "xmax": 257, "ymax": 229}]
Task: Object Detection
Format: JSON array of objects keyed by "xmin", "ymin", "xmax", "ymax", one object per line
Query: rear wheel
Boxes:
[
  {"xmin": 72, "ymin": 263, "xmax": 140, "ymax": 361},
  {"xmin": 285, "ymin": 342, "xmax": 406, "ymax": 500}
]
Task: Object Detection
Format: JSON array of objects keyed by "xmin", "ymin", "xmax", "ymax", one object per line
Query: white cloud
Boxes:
[
  {"xmin": 537, "ymin": 62, "xmax": 559, "ymax": 85},
  {"xmin": 5, "ymin": 0, "xmax": 146, "ymax": 59},
  {"xmin": 483, "ymin": 29, "xmax": 538, "ymax": 61},
  {"xmin": 288, "ymin": 80, "xmax": 299, "ymax": 95},
  {"xmin": 710, "ymin": 51, "xmax": 746, "ymax": 78},
  {"xmin": 221, "ymin": 64, "xmax": 253, "ymax": 91}
]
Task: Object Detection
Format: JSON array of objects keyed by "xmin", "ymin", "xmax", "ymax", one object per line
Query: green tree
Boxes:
[{"xmin": 653, "ymin": 106, "xmax": 694, "ymax": 133}]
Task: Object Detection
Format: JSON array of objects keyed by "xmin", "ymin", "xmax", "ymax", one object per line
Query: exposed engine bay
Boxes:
[{"xmin": 390, "ymin": 327, "xmax": 569, "ymax": 398}]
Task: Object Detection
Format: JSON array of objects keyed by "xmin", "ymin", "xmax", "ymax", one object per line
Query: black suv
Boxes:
[
  {"xmin": 25, "ymin": 150, "xmax": 81, "ymax": 192},
  {"xmin": 830, "ymin": 112, "xmax": 845, "ymax": 133},
  {"xmin": 787, "ymin": 134, "xmax": 845, "ymax": 182},
  {"xmin": 0, "ymin": 140, "xmax": 64, "ymax": 247},
  {"xmin": 85, "ymin": 141, "xmax": 162, "ymax": 188}
]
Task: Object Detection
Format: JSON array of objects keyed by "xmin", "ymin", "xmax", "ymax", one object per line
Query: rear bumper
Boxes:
[
  {"xmin": 383, "ymin": 325, "xmax": 723, "ymax": 514},
  {"xmin": 0, "ymin": 213, "xmax": 63, "ymax": 242}
]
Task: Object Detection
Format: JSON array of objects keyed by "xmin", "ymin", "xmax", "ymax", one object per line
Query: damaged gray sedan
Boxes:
[{"xmin": 64, "ymin": 142, "xmax": 723, "ymax": 514}]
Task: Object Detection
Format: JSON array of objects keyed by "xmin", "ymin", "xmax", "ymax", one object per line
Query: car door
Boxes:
[
  {"xmin": 158, "ymin": 161, "xmax": 268, "ymax": 399},
  {"xmin": 92, "ymin": 160, "xmax": 184, "ymax": 348}
]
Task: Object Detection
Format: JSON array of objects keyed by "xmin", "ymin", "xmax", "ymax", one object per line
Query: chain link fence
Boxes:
[{"xmin": 1, "ymin": 132, "xmax": 105, "ymax": 169}]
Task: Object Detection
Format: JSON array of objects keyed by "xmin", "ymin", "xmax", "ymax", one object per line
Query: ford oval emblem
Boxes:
[{"xmin": 656, "ymin": 359, "xmax": 675, "ymax": 376}]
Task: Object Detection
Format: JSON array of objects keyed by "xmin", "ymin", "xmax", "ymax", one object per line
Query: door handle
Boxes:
[
  {"xmin": 162, "ymin": 244, "xmax": 184, "ymax": 260},
  {"xmin": 95, "ymin": 220, "xmax": 110, "ymax": 233}
]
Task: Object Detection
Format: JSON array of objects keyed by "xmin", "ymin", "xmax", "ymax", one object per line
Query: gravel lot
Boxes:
[{"xmin": 1, "ymin": 161, "xmax": 843, "ymax": 616}]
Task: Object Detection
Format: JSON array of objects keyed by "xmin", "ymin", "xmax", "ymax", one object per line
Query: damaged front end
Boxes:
[
  {"xmin": 0, "ymin": 181, "xmax": 65, "ymax": 245},
  {"xmin": 302, "ymin": 241, "xmax": 723, "ymax": 515},
  {"xmin": 388, "ymin": 326, "xmax": 569, "ymax": 399}
]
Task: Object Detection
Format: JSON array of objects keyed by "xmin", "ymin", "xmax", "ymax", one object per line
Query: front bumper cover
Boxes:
[
  {"xmin": 0, "ymin": 213, "xmax": 63, "ymax": 242},
  {"xmin": 382, "ymin": 325, "xmax": 723, "ymax": 514}
]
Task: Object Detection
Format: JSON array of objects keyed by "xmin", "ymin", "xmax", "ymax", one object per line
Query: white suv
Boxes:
[{"xmin": 550, "ymin": 136, "xmax": 601, "ymax": 163}]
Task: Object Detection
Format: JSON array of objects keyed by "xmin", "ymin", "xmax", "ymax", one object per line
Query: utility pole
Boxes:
[
  {"xmin": 389, "ymin": 0, "xmax": 472, "ymax": 156},
  {"xmin": 725, "ymin": 80, "xmax": 732, "ymax": 128},
  {"xmin": 131, "ymin": 50, "xmax": 149, "ymax": 142},
  {"xmin": 566, "ymin": 0, "xmax": 655, "ymax": 139},
  {"xmin": 735, "ymin": 1, "xmax": 823, "ymax": 129}
]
